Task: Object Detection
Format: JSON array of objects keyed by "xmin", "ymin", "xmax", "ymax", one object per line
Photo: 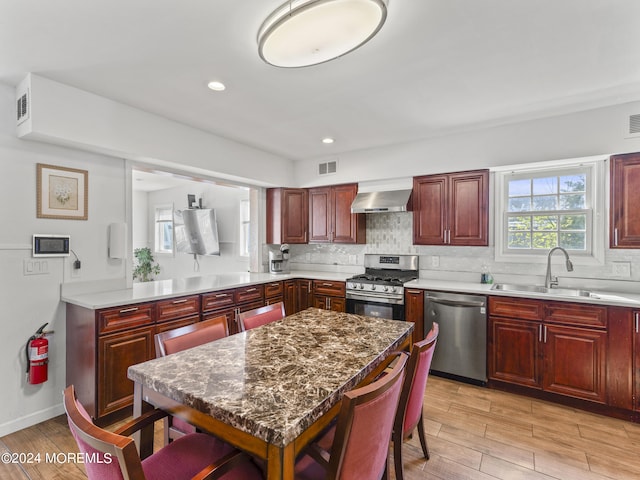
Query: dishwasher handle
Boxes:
[{"xmin": 425, "ymin": 296, "xmax": 486, "ymax": 308}]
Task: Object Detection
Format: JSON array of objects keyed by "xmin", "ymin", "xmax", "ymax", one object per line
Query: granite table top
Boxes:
[{"xmin": 128, "ymin": 308, "xmax": 413, "ymax": 447}]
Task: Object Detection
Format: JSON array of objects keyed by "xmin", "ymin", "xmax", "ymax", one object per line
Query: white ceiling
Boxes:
[{"xmin": 2, "ymin": 0, "xmax": 640, "ymax": 162}]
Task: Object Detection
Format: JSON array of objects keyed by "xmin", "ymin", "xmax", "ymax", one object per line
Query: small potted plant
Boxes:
[{"xmin": 133, "ymin": 247, "xmax": 161, "ymax": 282}]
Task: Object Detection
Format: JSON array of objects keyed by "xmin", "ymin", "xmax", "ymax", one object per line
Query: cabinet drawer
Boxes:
[
  {"xmin": 313, "ymin": 280, "xmax": 346, "ymax": 297},
  {"xmin": 545, "ymin": 302, "xmax": 607, "ymax": 328},
  {"xmin": 489, "ymin": 296, "xmax": 544, "ymax": 321},
  {"xmin": 264, "ymin": 281, "xmax": 284, "ymax": 298},
  {"xmin": 98, "ymin": 303, "xmax": 154, "ymax": 335},
  {"xmin": 234, "ymin": 285, "xmax": 264, "ymax": 304},
  {"xmin": 156, "ymin": 295, "xmax": 200, "ymax": 323},
  {"xmin": 201, "ymin": 289, "xmax": 235, "ymax": 311}
]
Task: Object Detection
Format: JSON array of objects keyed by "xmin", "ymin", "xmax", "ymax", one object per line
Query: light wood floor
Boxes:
[{"xmin": 2, "ymin": 376, "xmax": 640, "ymax": 480}]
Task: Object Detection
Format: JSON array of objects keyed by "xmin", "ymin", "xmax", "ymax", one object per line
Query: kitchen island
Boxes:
[{"xmin": 128, "ymin": 308, "xmax": 413, "ymax": 480}]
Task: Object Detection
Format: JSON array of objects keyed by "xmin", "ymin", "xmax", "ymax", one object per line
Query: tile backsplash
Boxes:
[{"xmin": 265, "ymin": 212, "xmax": 640, "ymax": 291}]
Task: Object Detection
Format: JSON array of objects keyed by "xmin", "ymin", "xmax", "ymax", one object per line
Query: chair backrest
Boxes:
[
  {"xmin": 329, "ymin": 351, "xmax": 408, "ymax": 480},
  {"xmin": 155, "ymin": 315, "xmax": 229, "ymax": 357},
  {"xmin": 238, "ymin": 301, "xmax": 285, "ymax": 331},
  {"xmin": 396, "ymin": 322, "xmax": 439, "ymax": 436},
  {"xmin": 64, "ymin": 385, "xmax": 145, "ymax": 480}
]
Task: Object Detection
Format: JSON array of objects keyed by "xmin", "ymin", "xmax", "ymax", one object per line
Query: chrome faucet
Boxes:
[{"xmin": 545, "ymin": 247, "xmax": 573, "ymax": 289}]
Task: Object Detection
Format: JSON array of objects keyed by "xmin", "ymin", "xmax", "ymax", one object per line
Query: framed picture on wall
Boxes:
[{"xmin": 36, "ymin": 163, "xmax": 88, "ymax": 220}]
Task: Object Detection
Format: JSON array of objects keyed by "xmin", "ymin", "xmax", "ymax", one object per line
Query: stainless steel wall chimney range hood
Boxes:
[{"xmin": 350, "ymin": 189, "xmax": 412, "ymax": 213}]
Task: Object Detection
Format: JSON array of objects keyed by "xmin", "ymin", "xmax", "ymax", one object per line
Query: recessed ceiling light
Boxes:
[
  {"xmin": 207, "ymin": 81, "xmax": 226, "ymax": 91},
  {"xmin": 322, "ymin": 137, "xmax": 335, "ymax": 144}
]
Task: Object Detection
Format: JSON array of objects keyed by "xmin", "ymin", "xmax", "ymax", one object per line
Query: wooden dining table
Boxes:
[{"xmin": 128, "ymin": 307, "xmax": 413, "ymax": 480}]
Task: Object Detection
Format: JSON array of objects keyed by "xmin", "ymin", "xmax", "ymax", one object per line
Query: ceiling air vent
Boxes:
[{"xmin": 318, "ymin": 160, "xmax": 337, "ymax": 176}]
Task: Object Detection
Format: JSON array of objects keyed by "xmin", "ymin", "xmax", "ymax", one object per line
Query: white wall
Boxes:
[
  {"xmin": 294, "ymin": 101, "xmax": 640, "ymax": 187},
  {"xmin": 18, "ymin": 74, "xmax": 294, "ymax": 188},
  {"xmin": 0, "ymin": 83, "xmax": 127, "ymax": 436},
  {"xmin": 141, "ymin": 183, "xmax": 250, "ymax": 279},
  {"xmin": 132, "ymin": 190, "xmax": 149, "ymax": 251}
]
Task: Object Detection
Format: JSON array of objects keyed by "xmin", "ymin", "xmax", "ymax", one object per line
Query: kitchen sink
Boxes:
[{"xmin": 491, "ymin": 283, "xmax": 595, "ymax": 298}]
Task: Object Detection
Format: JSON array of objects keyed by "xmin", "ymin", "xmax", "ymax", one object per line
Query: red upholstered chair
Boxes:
[
  {"xmin": 238, "ymin": 301, "xmax": 285, "ymax": 331},
  {"xmin": 154, "ymin": 315, "xmax": 229, "ymax": 444},
  {"xmin": 295, "ymin": 351, "xmax": 408, "ymax": 480},
  {"xmin": 155, "ymin": 315, "xmax": 229, "ymax": 357},
  {"xmin": 63, "ymin": 385, "xmax": 262, "ymax": 480},
  {"xmin": 392, "ymin": 322, "xmax": 439, "ymax": 480}
]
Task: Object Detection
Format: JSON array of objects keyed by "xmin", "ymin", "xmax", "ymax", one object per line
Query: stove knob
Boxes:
[
  {"xmin": 371, "ymin": 284, "xmax": 376, "ymax": 291},
  {"xmin": 383, "ymin": 285, "xmax": 388, "ymax": 292},
  {"xmin": 358, "ymin": 283, "xmax": 364, "ymax": 289},
  {"xmin": 389, "ymin": 286, "xmax": 396, "ymax": 293}
]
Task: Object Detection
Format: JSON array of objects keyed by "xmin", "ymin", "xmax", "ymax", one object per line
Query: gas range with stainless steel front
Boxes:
[{"xmin": 346, "ymin": 254, "xmax": 419, "ymax": 320}]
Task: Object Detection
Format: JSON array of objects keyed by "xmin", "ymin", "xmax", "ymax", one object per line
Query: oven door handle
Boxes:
[
  {"xmin": 425, "ymin": 297, "xmax": 485, "ymax": 308},
  {"xmin": 347, "ymin": 292, "xmax": 403, "ymax": 304}
]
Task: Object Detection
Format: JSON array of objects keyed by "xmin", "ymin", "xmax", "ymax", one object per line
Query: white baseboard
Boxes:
[{"xmin": 0, "ymin": 403, "xmax": 64, "ymax": 438}]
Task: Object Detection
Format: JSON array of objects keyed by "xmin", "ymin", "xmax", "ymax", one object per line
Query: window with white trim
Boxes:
[
  {"xmin": 495, "ymin": 160, "xmax": 605, "ymax": 263},
  {"xmin": 155, "ymin": 205, "xmax": 174, "ymax": 254}
]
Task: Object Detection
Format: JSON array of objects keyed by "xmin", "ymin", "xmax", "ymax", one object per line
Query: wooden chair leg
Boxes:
[
  {"xmin": 417, "ymin": 413, "xmax": 429, "ymax": 460},
  {"xmin": 393, "ymin": 431, "xmax": 404, "ymax": 480},
  {"xmin": 163, "ymin": 417, "xmax": 171, "ymax": 446}
]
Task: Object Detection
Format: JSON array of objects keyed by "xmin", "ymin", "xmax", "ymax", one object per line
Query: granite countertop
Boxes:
[
  {"xmin": 127, "ymin": 308, "xmax": 413, "ymax": 447},
  {"xmin": 405, "ymin": 278, "xmax": 640, "ymax": 307},
  {"xmin": 61, "ymin": 270, "xmax": 354, "ymax": 309}
]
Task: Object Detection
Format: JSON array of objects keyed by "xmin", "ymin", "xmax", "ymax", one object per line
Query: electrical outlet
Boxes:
[
  {"xmin": 612, "ymin": 262, "xmax": 631, "ymax": 278},
  {"xmin": 431, "ymin": 256, "xmax": 440, "ymax": 267}
]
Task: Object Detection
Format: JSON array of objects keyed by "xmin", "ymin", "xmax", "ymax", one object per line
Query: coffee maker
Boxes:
[{"xmin": 269, "ymin": 244, "xmax": 290, "ymax": 274}]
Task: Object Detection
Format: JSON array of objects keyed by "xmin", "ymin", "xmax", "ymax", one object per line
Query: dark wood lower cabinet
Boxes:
[
  {"xmin": 489, "ymin": 318, "xmax": 541, "ymax": 389},
  {"xmin": 488, "ymin": 296, "xmax": 609, "ymax": 405},
  {"xmin": 283, "ymin": 280, "xmax": 297, "ymax": 315},
  {"xmin": 313, "ymin": 295, "xmax": 346, "ymax": 312},
  {"xmin": 297, "ymin": 279, "xmax": 313, "ymax": 312},
  {"xmin": 543, "ymin": 324, "xmax": 606, "ymax": 403},
  {"xmin": 98, "ymin": 326, "xmax": 154, "ymax": 418}
]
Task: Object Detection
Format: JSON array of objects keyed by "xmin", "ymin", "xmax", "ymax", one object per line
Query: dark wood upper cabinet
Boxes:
[
  {"xmin": 309, "ymin": 183, "xmax": 365, "ymax": 244},
  {"xmin": 308, "ymin": 186, "xmax": 331, "ymax": 243},
  {"xmin": 413, "ymin": 169, "xmax": 489, "ymax": 246},
  {"xmin": 267, "ymin": 188, "xmax": 308, "ymax": 244},
  {"xmin": 610, "ymin": 152, "xmax": 640, "ymax": 248}
]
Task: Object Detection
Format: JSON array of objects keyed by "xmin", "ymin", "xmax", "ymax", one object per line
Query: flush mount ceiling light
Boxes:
[{"xmin": 258, "ymin": 0, "xmax": 388, "ymax": 68}]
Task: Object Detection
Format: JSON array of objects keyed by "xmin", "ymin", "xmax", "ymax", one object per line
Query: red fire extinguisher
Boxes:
[{"xmin": 26, "ymin": 323, "xmax": 49, "ymax": 384}]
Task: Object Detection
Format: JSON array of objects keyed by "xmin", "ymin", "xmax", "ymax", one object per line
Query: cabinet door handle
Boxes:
[
  {"xmin": 119, "ymin": 307, "xmax": 138, "ymax": 314},
  {"xmin": 308, "ymin": 283, "xmax": 311, "ymax": 293},
  {"xmin": 172, "ymin": 299, "xmax": 188, "ymax": 304},
  {"xmin": 326, "ymin": 298, "xmax": 330, "ymax": 309},
  {"xmin": 322, "ymin": 283, "xmax": 333, "ymax": 287},
  {"xmin": 215, "ymin": 293, "xmax": 228, "ymax": 298},
  {"xmin": 246, "ymin": 288, "xmax": 257, "ymax": 292},
  {"xmin": 635, "ymin": 312, "xmax": 639, "ymax": 333},
  {"xmin": 539, "ymin": 324, "xmax": 542, "ymax": 342},
  {"xmin": 544, "ymin": 325, "xmax": 548, "ymax": 343},
  {"xmin": 270, "ymin": 283, "xmax": 279, "ymax": 287},
  {"xmin": 614, "ymin": 228, "xmax": 619, "ymax": 246}
]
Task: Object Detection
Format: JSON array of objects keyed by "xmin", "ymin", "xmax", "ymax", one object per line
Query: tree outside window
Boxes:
[{"xmin": 506, "ymin": 171, "xmax": 590, "ymax": 253}]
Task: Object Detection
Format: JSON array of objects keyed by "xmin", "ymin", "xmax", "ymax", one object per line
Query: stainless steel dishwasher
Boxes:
[{"xmin": 424, "ymin": 291, "xmax": 487, "ymax": 384}]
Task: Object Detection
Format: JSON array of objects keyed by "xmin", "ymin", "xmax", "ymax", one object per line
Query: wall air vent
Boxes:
[
  {"xmin": 16, "ymin": 78, "xmax": 30, "ymax": 126},
  {"xmin": 318, "ymin": 160, "xmax": 337, "ymax": 176},
  {"xmin": 630, "ymin": 114, "xmax": 640, "ymax": 136}
]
